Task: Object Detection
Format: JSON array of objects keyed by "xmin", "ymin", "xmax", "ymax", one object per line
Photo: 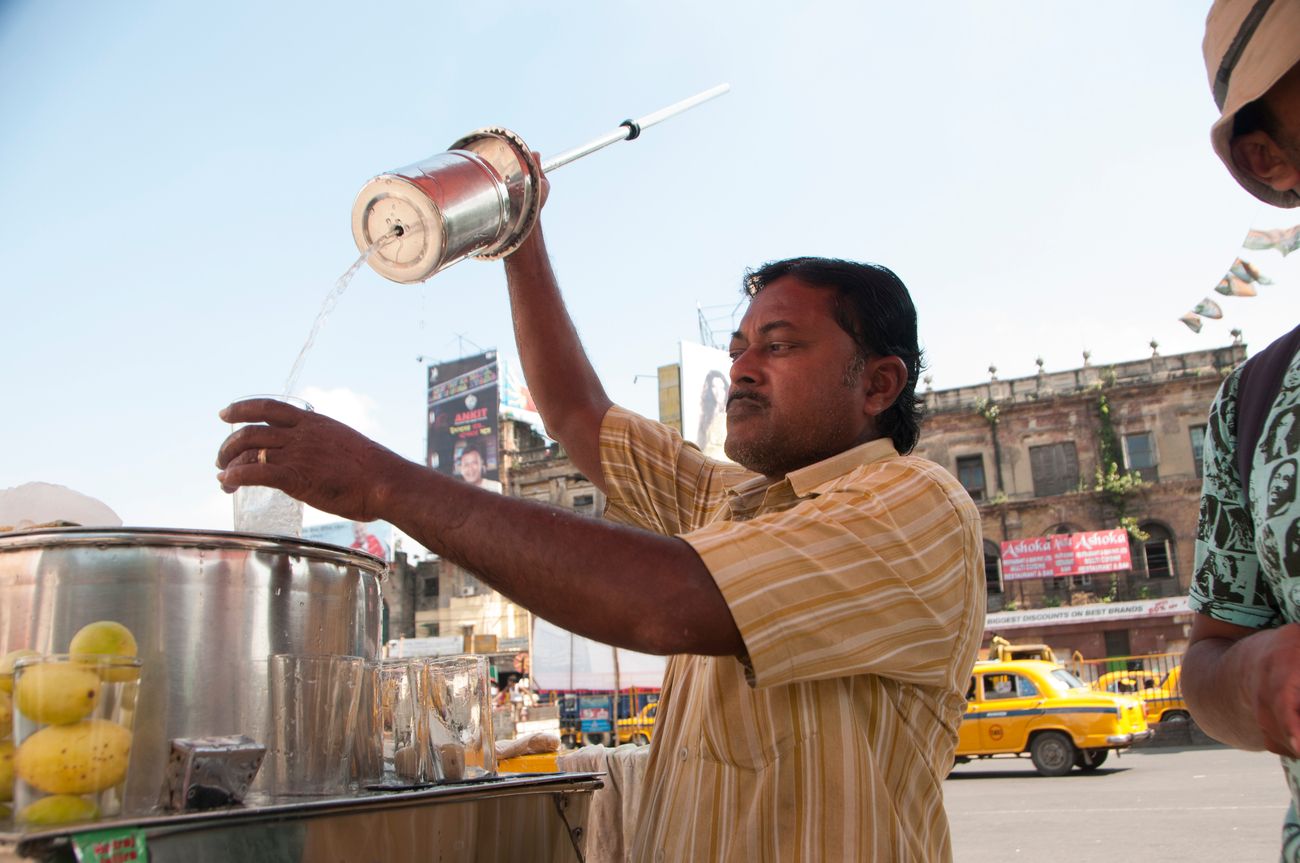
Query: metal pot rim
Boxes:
[{"xmin": 0, "ymin": 526, "xmax": 388, "ymax": 577}]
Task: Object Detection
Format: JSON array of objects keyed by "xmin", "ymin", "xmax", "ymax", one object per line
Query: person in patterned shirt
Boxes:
[{"xmin": 1183, "ymin": 1, "xmax": 1300, "ymax": 859}]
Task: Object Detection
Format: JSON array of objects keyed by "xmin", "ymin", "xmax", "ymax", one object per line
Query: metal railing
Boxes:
[
  {"xmin": 1068, "ymin": 652, "xmax": 1186, "ymax": 725},
  {"xmin": 989, "ymin": 572, "xmax": 1183, "ymax": 610}
]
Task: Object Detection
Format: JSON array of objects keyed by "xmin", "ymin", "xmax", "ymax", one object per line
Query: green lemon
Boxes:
[
  {"xmin": 14, "ymin": 720, "xmax": 132, "ymax": 795},
  {"xmin": 69, "ymin": 622, "xmax": 140, "ymax": 683},
  {"xmin": 17, "ymin": 794, "xmax": 99, "ymax": 826},
  {"xmin": 14, "ymin": 663, "xmax": 99, "ymax": 725}
]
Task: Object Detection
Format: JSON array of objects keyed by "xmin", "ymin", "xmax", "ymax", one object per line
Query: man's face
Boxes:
[
  {"xmin": 460, "ymin": 450, "xmax": 484, "ymax": 485},
  {"xmin": 1268, "ymin": 70, "xmax": 1300, "ymax": 186},
  {"xmin": 1234, "ymin": 63, "xmax": 1300, "ymax": 194},
  {"xmin": 724, "ymin": 276, "xmax": 873, "ymax": 479}
]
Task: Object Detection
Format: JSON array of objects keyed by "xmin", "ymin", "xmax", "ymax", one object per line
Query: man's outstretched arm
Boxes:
[{"xmin": 216, "ymin": 400, "xmax": 743, "ymax": 658}]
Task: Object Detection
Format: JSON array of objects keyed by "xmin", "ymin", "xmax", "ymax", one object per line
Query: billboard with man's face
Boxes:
[{"xmin": 427, "ymin": 351, "xmax": 502, "ymax": 491}]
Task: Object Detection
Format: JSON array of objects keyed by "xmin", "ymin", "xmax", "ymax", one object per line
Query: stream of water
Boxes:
[{"xmin": 282, "ymin": 231, "xmax": 397, "ymax": 396}]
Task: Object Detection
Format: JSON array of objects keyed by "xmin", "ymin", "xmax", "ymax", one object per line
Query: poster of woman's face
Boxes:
[{"xmin": 679, "ymin": 341, "xmax": 734, "ymax": 462}]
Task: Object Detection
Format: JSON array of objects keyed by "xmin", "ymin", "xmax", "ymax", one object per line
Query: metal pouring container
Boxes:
[
  {"xmin": 351, "ymin": 127, "xmax": 542, "ymax": 285},
  {"xmin": 0, "ymin": 527, "xmax": 385, "ymax": 813},
  {"xmin": 351, "ymin": 84, "xmax": 732, "ymax": 285}
]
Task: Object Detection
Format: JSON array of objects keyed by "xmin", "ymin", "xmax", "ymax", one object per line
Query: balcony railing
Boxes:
[{"xmin": 988, "ymin": 571, "xmax": 1184, "ymax": 610}]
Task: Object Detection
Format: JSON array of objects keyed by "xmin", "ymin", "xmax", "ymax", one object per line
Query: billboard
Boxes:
[
  {"xmin": 679, "ymin": 341, "xmax": 733, "ymax": 461},
  {"xmin": 498, "ymin": 356, "xmax": 544, "ymax": 432},
  {"xmin": 302, "ymin": 519, "xmax": 393, "ymax": 560},
  {"xmin": 387, "ymin": 636, "xmax": 464, "ymax": 658},
  {"xmin": 427, "ymin": 351, "xmax": 502, "ymax": 492},
  {"xmin": 530, "ymin": 617, "xmax": 666, "ymax": 691},
  {"xmin": 999, "ymin": 529, "xmax": 1133, "ymax": 581},
  {"xmin": 985, "ymin": 596, "xmax": 1191, "ymax": 631}
]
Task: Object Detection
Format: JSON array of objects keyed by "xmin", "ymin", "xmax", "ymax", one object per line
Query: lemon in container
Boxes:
[{"xmin": 10, "ymin": 621, "xmax": 141, "ymax": 828}]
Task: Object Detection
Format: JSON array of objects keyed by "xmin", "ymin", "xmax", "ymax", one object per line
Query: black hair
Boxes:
[{"xmin": 743, "ymin": 257, "xmax": 926, "ymax": 453}]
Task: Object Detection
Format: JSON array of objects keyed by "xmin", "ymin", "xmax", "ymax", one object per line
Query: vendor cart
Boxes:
[{"xmin": 0, "ymin": 772, "xmax": 600, "ymax": 863}]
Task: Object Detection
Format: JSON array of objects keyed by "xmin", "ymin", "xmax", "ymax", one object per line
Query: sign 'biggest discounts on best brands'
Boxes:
[{"xmin": 999, "ymin": 529, "xmax": 1133, "ymax": 581}]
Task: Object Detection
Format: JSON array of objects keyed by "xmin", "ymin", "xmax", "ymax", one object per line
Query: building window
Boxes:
[
  {"xmin": 956, "ymin": 455, "xmax": 988, "ymax": 501},
  {"xmin": 422, "ymin": 576, "xmax": 439, "ymax": 598},
  {"xmin": 1140, "ymin": 523, "xmax": 1174, "ymax": 579},
  {"xmin": 1104, "ymin": 629, "xmax": 1132, "ymax": 657},
  {"xmin": 572, "ymin": 494, "xmax": 595, "ymax": 515},
  {"xmin": 1189, "ymin": 425, "xmax": 1206, "ymax": 479},
  {"xmin": 1029, "ymin": 442, "xmax": 1080, "ymax": 497},
  {"xmin": 1123, "ymin": 432, "xmax": 1159, "ymax": 482},
  {"xmin": 983, "ymin": 540, "xmax": 1002, "ymax": 593}
]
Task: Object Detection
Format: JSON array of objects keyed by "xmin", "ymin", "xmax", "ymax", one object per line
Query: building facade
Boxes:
[
  {"xmin": 914, "ymin": 343, "xmax": 1246, "ymax": 660},
  {"xmin": 393, "ymin": 417, "xmax": 600, "ymax": 650}
]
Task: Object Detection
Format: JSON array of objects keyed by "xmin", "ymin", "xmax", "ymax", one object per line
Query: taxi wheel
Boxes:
[
  {"xmin": 1074, "ymin": 748, "xmax": 1108, "ymax": 771},
  {"xmin": 1030, "ymin": 731, "xmax": 1076, "ymax": 777},
  {"xmin": 1162, "ymin": 710, "xmax": 1190, "ymax": 724},
  {"xmin": 632, "ymin": 733, "xmax": 651, "ymax": 746}
]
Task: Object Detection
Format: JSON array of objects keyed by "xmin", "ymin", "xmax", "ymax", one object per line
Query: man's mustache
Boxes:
[{"xmin": 727, "ymin": 389, "xmax": 769, "ymax": 408}]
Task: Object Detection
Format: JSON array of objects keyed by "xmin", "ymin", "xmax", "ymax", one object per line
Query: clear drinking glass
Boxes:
[
  {"xmin": 265, "ymin": 654, "xmax": 364, "ymax": 797},
  {"xmin": 374, "ymin": 659, "xmax": 428, "ymax": 786},
  {"xmin": 11, "ymin": 654, "xmax": 142, "ymax": 827},
  {"xmin": 230, "ymin": 394, "xmax": 313, "ymax": 537},
  {"xmin": 350, "ymin": 660, "xmax": 383, "ymax": 790},
  {"xmin": 421, "ymin": 655, "xmax": 495, "ymax": 781}
]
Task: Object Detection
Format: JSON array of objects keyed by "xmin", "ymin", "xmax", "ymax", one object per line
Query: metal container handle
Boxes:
[{"xmin": 540, "ymin": 83, "xmax": 731, "ymax": 173}]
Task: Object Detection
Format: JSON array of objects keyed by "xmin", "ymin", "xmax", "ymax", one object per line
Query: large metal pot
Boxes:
[{"xmin": 0, "ymin": 527, "xmax": 385, "ymax": 812}]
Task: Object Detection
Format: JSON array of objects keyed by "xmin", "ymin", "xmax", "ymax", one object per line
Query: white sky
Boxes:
[{"xmin": 2, "ymin": 1, "xmax": 1297, "ymax": 531}]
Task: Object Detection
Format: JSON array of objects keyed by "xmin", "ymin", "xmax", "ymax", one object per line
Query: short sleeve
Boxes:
[
  {"xmin": 682, "ymin": 458, "xmax": 983, "ymax": 691},
  {"xmin": 1189, "ymin": 372, "xmax": 1278, "ymax": 628},
  {"xmin": 598, "ymin": 406, "xmax": 750, "ymax": 535}
]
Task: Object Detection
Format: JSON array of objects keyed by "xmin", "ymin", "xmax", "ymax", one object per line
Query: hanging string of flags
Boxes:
[
  {"xmin": 1243, "ymin": 225, "xmax": 1300, "ymax": 257},
  {"xmin": 1215, "ymin": 257, "xmax": 1271, "ymax": 298},
  {"xmin": 1180, "ymin": 224, "xmax": 1298, "ymax": 332}
]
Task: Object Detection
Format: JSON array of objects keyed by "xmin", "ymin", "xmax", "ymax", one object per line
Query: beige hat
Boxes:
[{"xmin": 1204, "ymin": 0, "xmax": 1300, "ymax": 207}]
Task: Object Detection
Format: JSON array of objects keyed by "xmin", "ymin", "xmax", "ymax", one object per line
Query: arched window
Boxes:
[
  {"xmin": 983, "ymin": 541, "xmax": 1002, "ymax": 594},
  {"xmin": 1139, "ymin": 523, "xmax": 1175, "ymax": 579}
]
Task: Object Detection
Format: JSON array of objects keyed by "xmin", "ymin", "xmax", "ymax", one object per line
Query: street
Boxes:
[{"xmin": 945, "ymin": 745, "xmax": 1289, "ymax": 862}]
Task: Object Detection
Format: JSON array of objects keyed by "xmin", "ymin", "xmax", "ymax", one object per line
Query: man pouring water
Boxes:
[{"xmin": 217, "ymin": 177, "xmax": 985, "ymax": 860}]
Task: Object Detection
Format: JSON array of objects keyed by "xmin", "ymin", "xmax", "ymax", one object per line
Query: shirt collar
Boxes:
[{"xmin": 725, "ymin": 437, "xmax": 900, "ymax": 501}]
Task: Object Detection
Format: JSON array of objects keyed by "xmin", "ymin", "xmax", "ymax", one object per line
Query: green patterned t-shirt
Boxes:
[{"xmin": 1190, "ymin": 342, "xmax": 1300, "ymax": 860}]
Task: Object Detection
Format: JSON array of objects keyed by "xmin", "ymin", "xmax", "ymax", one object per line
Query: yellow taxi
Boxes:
[
  {"xmin": 955, "ymin": 660, "xmax": 1152, "ymax": 776},
  {"xmin": 1091, "ymin": 669, "xmax": 1162, "ymax": 695},
  {"xmin": 1138, "ymin": 666, "xmax": 1189, "ymax": 725},
  {"xmin": 617, "ymin": 701, "xmax": 658, "ymax": 745}
]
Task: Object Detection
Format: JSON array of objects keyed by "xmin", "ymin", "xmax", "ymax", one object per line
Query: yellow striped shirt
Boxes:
[{"xmin": 600, "ymin": 406, "xmax": 985, "ymax": 862}]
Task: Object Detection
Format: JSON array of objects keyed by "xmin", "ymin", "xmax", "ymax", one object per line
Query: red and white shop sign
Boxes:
[{"xmin": 999, "ymin": 529, "xmax": 1132, "ymax": 581}]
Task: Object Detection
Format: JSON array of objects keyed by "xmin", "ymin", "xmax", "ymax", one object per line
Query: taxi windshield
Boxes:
[{"xmin": 1049, "ymin": 669, "xmax": 1088, "ymax": 691}]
